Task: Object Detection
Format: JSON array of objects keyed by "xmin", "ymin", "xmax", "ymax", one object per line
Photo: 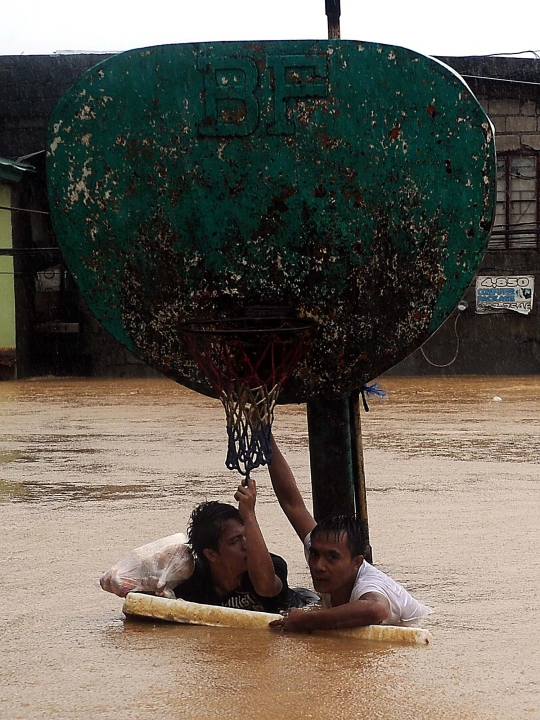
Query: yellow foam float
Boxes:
[{"xmin": 122, "ymin": 592, "xmax": 432, "ymax": 645}]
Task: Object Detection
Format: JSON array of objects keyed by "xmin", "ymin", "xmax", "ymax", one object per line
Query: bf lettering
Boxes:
[{"xmin": 197, "ymin": 55, "xmax": 329, "ymax": 137}]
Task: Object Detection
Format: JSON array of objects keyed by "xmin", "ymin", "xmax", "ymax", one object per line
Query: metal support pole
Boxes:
[
  {"xmin": 306, "ymin": 395, "xmax": 356, "ymax": 521},
  {"xmin": 349, "ymin": 391, "xmax": 373, "ymax": 563},
  {"xmin": 325, "ymin": 0, "xmax": 341, "ymax": 39}
]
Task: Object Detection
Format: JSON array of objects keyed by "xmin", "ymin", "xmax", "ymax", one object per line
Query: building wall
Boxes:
[
  {"xmin": 0, "ymin": 54, "xmax": 113, "ymax": 160},
  {"xmin": 485, "ymin": 97, "xmax": 540, "ymax": 152},
  {"xmin": 6, "ymin": 154, "xmax": 158, "ymax": 379},
  {"xmin": 389, "ymin": 248, "xmax": 540, "ymax": 376},
  {"xmin": 389, "ymin": 58, "xmax": 540, "ymax": 377},
  {"xmin": 0, "ymin": 183, "xmax": 15, "ymax": 350}
]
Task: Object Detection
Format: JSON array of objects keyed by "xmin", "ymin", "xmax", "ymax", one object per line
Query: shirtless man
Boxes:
[{"xmin": 267, "ymin": 437, "xmax": 432, "ymax": 632}]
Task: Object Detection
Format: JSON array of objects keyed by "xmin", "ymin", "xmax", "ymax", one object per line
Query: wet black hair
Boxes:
[
  {"xmin": 187, "ymin": 501, "xmax": 242, "ymax": 560},
  {"xmin": 311, "ymin": 515, "xmax": 368, "ymax": 558}
]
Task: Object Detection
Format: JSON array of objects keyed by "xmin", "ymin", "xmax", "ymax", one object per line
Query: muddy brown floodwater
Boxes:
[{"xmin": 1, "ymin": 375, "xmax": 539, "ymax": 719}]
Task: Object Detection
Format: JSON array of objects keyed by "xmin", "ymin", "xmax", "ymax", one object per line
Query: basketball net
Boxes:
[{"xmin": 180, "ymin": 319, "xmax": 314, "ymax": 478}]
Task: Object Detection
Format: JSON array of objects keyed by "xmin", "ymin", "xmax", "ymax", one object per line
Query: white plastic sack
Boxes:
[{"xmin": 100, "ymin": 533, "xmax": 194, "ymax": 599}]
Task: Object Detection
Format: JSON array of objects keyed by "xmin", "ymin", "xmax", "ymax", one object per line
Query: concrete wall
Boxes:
[
  {"xmin": 0, "ymin": 54, "xmax": 113, "ymax": 160},
  {"xmin": 389, "ymin": 57, "xmax": 540, "ymax": 377},
  {"xmin": 389, "ymin": 248, "xmax": 540, "ymax": 376},
  {"xmin": 390, "ymin": 251, "xmax": 540, "ymax": 377},
  {"xmin": 486, "ymin": 97, "xmax": 540, "ymax": 151}
]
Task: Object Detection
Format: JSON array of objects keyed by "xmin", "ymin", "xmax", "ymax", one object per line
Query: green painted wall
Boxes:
[{"xmin": 0, "ymin": 184, "xmax": 15, "ymax": 349}]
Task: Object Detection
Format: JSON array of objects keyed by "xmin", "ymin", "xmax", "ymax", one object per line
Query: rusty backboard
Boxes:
[{"xmin": 47, "ymin": 40, "xmax": 496, "ymax": 401}]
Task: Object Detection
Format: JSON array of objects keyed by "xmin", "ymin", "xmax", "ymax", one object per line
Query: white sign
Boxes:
[{"xmin": 476, "ymin": 276, "xmax": 534, "ymax": 315}]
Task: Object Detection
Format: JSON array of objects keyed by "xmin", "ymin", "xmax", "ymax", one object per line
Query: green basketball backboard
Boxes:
[{"xmin": 47, "ymin": 40, "xmax": 495, "ymax": 401}]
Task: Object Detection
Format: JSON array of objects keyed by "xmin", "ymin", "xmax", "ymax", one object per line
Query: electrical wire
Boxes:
[
  {"xmin": 420, "ymin": 313, "xmax": 461, "ymax": 368},
  {"xmin": 0, "ymin": 205, "xmax": 49, "ymax": 215},
  {"xmin": 482, "ymin": 50, "xmax": 540, "ymax": 59},
  {"xmin": 460, "ymin": 74, "xmax": 540, "ymax": 88},
  {"xmin": 0, "ymin": 248, "xmax": 61, "ymax": 255}
]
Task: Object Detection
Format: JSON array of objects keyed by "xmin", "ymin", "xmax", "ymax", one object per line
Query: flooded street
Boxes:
[{"xmin": 1, "ymin": 375, "xmax": 539, "ymax": 719}]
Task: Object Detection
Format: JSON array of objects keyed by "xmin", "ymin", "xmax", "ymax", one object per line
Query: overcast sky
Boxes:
[{"xmin": 1, "ymin": 0, "xmax": 539, "ymax": 59}]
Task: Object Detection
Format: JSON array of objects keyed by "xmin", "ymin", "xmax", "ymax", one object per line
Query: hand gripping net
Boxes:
[{"xmin": 180, "ymin": 319, "xmax": 314, "ymax": 478}]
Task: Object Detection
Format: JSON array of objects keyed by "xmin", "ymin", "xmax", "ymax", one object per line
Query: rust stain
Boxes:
[{"xmin": 389, "ymin": 123, "xmax": 401, "ymax": 141}]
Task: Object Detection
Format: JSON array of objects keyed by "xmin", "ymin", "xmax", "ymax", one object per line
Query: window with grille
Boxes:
[{"xmin": 489, "ymin": 154, "xmax": 540, "ymax": 250}]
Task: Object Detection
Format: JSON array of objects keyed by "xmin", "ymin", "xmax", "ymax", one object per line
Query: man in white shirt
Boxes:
[{"xmin": 267, "ymin": 437, "xmax": 431, "ymax": 632}]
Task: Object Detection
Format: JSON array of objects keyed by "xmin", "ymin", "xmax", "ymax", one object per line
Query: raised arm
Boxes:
[
  {"xmin": 268, "ymin": 435, "xmax": 316, "ymax": 542},
  {"xmin": 235, "ymin": 478, "xmax": 282, "ymax": 597}
]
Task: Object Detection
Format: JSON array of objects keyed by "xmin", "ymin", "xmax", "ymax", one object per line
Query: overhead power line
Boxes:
[{"xmin": 0, "ymin": 205, "xmax": 49, "ymax": 215}]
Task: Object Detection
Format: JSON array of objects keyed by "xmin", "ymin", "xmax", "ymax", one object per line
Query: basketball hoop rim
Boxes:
[{"xmin": 179, "ymin": 318, "xmax": 317, "ymax": 338}]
